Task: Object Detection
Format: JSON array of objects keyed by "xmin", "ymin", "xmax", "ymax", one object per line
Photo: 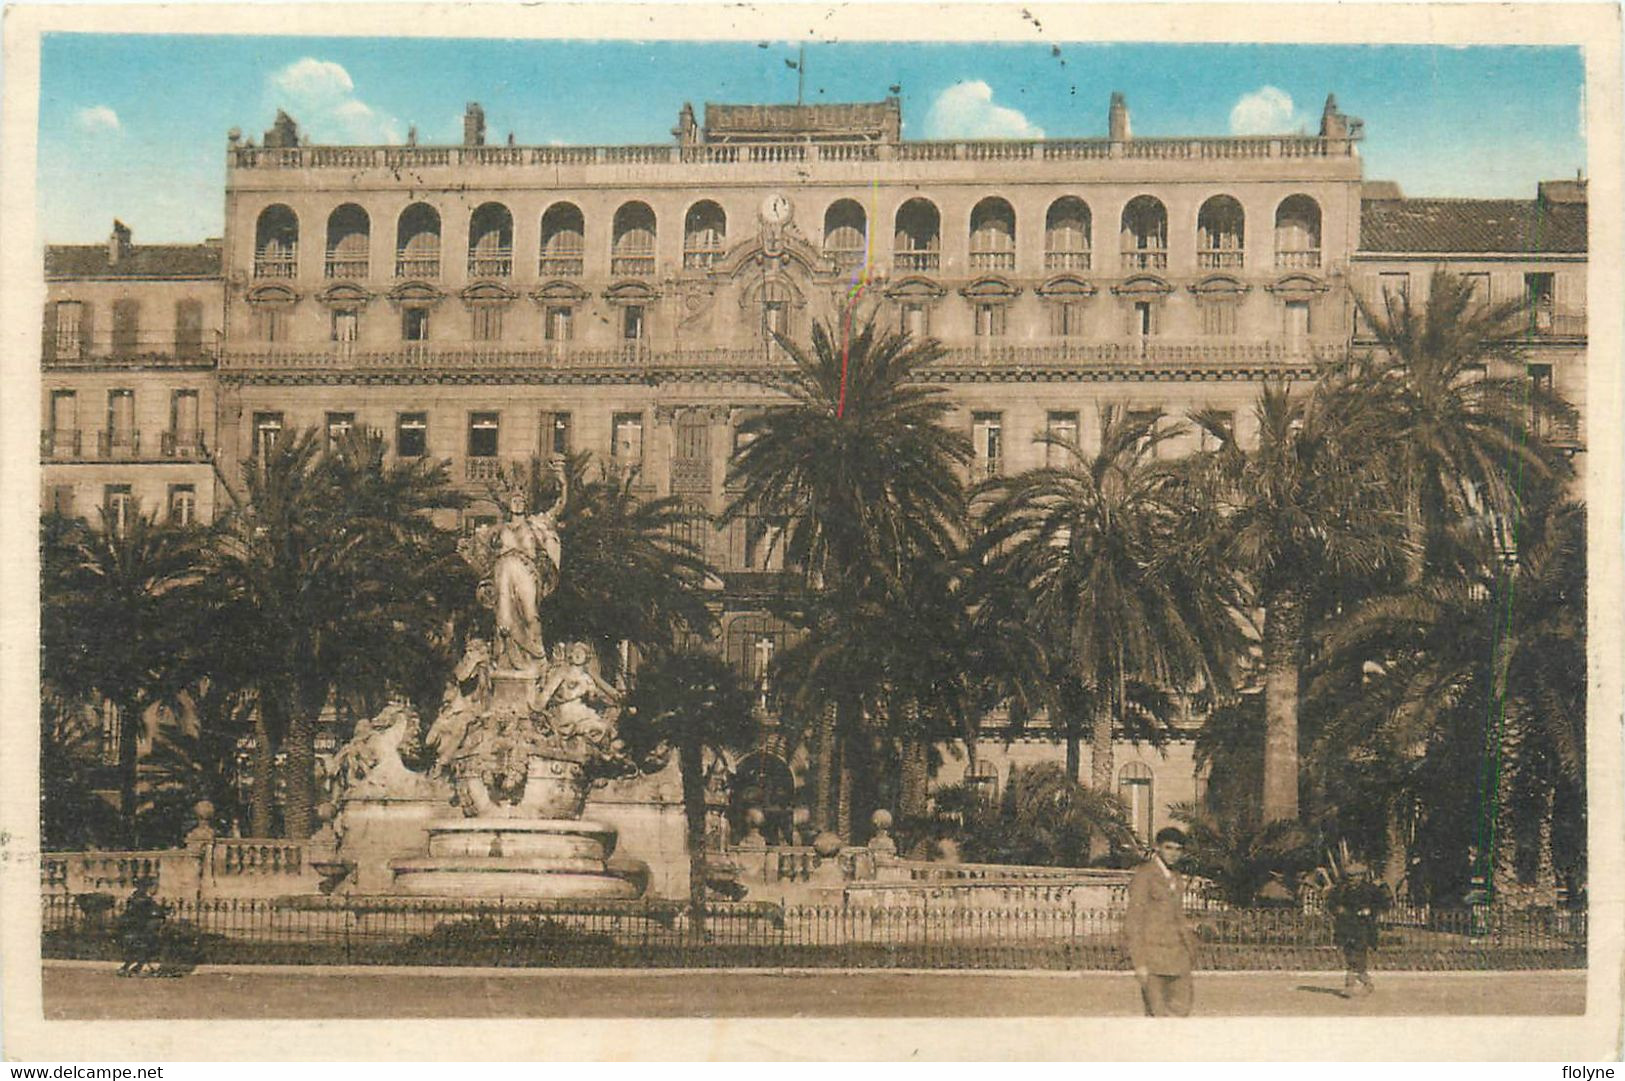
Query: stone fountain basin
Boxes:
[
  {"xmin": 389, "ymin": 817, "xmax": 642, "ymax": 899},
  {"xmin": 425, "ymin": 818, "xmax": 619, "ymax": 860}
]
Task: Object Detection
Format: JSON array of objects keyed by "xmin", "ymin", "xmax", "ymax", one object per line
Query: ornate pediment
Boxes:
[
  {"xmin": 246, "ymin": 283, "xmax": 299, "ymax": 306},
  {"xmin": 1189, "ymin": 274, "xmax": 1250, "ymax": 300},
  {"xmin": 1036, "ymin": 275, "xmax": 1098, "ymax": 300},
  {"xmin": 315, "ymin": 281, "xmax": 374, "ymax": 308},
  {"xmin": 738, "ymin": 272, "xmax": 808, "ymax": 310},
  {"xmin": 883, "ymin": 275, "xmax": 946, "ymax": 301},
  {"xmin": 717, "ymin": 232, "xmax": 823, "ymax": 279},
  {"xmin": 1110, "ymin": 275, "xmax": 1174, "ymax": 298},
  {"xmin": 530, "ymin": 281, "xmax": 591, "ymax": 304},
  {"xmin": 1265, "ymin": 274, "xmax": 1332, "ymax": 300},
  {"xmin": 603, "ymin": 280, "xmax": 660, "ymax": 305},
  {"xmin": 960, "ymin": 276, "xmax": 1022, "ymax": 301},
  {"xmin": 387, "ymin": 280, "xmax": 446, "ymax": 307},
  {"xmin": 460, "ymin": 281, "xmax": 520, "ymax": 305}
]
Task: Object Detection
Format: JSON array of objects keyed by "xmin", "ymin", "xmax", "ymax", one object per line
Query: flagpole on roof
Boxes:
[{"xmin": 798, "ymin": 44, "xmax": 805, "ymax": 105}]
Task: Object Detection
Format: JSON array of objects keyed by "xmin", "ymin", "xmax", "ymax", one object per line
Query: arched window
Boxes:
[
  {"xmin": 1119, "ymin": 196, "xmax": 1167, "ymax": 271},
  {"xmin": 1118, "ymin": 761, "xmax": 1154, "ymax": 844},
  {"xmin": 539, "ymin": 203, "xmax": 584, "ymax": 277},
  {"xmin": 468, "ymin": 203, "xmax": 513, "ymax": 278},
  {"xmin": 760, "ymin": 279, "xmax": 794, "ymax": 345},
  {"xmin": 612, "ymin": 202, "xmax": 657, "ymax": 277},
  {"xmin": 1275, "ymin": 195, "xmax": 1322, "ymax": 269},
  {"xmin": 254, "ymin": 205, "xmax": 299, "ymax": 279},
  {"xmin": 395, "ymin": 204, "xmax": 441, "ymax": 279},
  {"xmin": 1197, "ymin": 195, "xmax": 1246, "ymax": 270},
  {"xmin": 894, "ymin": 198, "xmax": 940, "ymax": 272},
  {"xmin": 969, "ymin": 197, "xmax": 1016, "ymax": 271},
  {"xmin": 823, "ymin": 199, "xmax": 867, "ymax": 271},
  {"xmin": 683, "ymin": 201, "xmax": 727, "ymax": 270},
  {"xmin": 1045, "ymin": 197, "xmax": 1092, "ymax": 271},
  {"xmin": 324, "ymin": 204, "xmax": 369, "ymax": 279}
]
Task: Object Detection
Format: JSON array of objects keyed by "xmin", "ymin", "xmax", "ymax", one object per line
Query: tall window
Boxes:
[
  {"xmin": 683, "ymin": 201, "xmax": 727, "ymax": 270},
  {"xmin": 1045, "ymin": 410, "xmax": 1079, "ymax": 467},
  {"xmin": 403, "ymin": 307, "xmax": 431, "ymax": 341},
  {"xmin": 540, "ymin": 203, "xmax": 585, "ymax": 277},
  {"xmin": 252, "ymin": 412, "xmax": 284, "ymax": 460},
  {"xmin": 900, "ymin": 303, "xmax": 928, "ymax": 339},
  {"xmin": 325, "ymin": 411, "xmax": 356, "ymax": 450},
  {"xmin": 1133, "ymin": 301, "xmax": 1156, "ymax": 337},
  {"xmin": 175, "ymin": 299, "xmax": 205, "ymax": 360},
  {"xmin": 1050, "ymin": 301, "xmax": 1085, "ymax": 337},
  {"xmin": 1045, "ymin": 197, "xmax": 1092, "ymax": 271},
  {"xmin": 974, "ymin": 303, "xmax": 1007, "ymax": 338},
  {"xmin": 111, "ymin": 300, "xmax": 140, "ymax": 356},
  {"xmin": 1528, "ymin": 364, "xmax": 1555, "ymax": 438},
  {"xmin": 545, "ymin": 306, "xmax": 573, "ymax": 342},
  {"xmin": 1118, "ymin": 762, "xmax": 1154, "ymax": 844},
  {"xmin": 170, "ymin": 389, "xmax": 200, "ymax": 456},
  {"xmin": 254, "ymin": 306, "xmax": 288, "ymax": 343},
  {"xmin": 542, "ymin": 411, "xmax": 572, "ymax": 456},
  {"xmin": 969, "ymin": 197, "xmax": 1016, "ymax": 272},
  {"xmin": 103, "ymin": 484, "xmax": 135, "ymax": 533},
  {"xmin": 167, "ymin": 484, "xmax": 197, "ymax": 527},
  {"xmin": 1284, "ymin": 301, "xmax": 1311, "ymax": 349},
  {"xmin": 893, "ymin": 199, "xmax": 941, "ymax": 272},
  {"xmin": 1525, "ymin": 272, "xmax": 1556, "ymax": 332},
  {"xmin": 623, "ymin": 305, "xmax": 646, "ymax": 342},
  {"xmin": 471, "ymin": 305, "xmax": 503, "ymax": 342},
  {"xmin": 612, "ymin": 413, "xmax": 645, "ymax": 471},
  {"xmin": 106, "ymin": 389, "xmax": 135, "ymax": 452},
  {"xmin": 397, "ymin": 412, "xmax": 428, "ymax": 458},
  {"xmin": 1463, "ymin": 272, "xmax": 1491, "ymax": 305},
  {"xmin": 468, "ymin": 412, "xmax": 500, "ymax": 458},
  {"xmin": 54, "ymin": 301, "xmax": 85, "ymax": 360},
  {"xmin": 49, "ymin": 390, "xmax": 77, "ymax": 441},
  {"xmin": 1201, "ymin": 302, "xmax": 1239, "ymax": 337},
  {"xmin": 331, "ymin": 309, "xmax": 360, "ymax": 343},
  {"xmin": 612, "ymin": 202, "xmax": 657, "ymax": 277},
  {"xmin": 972, "ymin": 411, "xmax": 1003, "ymax": 478}
]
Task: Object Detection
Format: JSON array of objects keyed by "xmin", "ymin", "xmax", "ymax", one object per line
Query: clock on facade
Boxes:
[{"xmin": 760, "ymin": 193, "xmax": 793, "ymax": 225}]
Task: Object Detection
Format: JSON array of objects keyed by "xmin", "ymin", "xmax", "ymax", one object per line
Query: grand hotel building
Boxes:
[{"xmin": 41, "ymin": 94, "xmax": 1587, "ymax": 844}]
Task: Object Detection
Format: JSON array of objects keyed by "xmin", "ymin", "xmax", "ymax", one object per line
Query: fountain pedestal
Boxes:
[{"xmin": 391, "ymin": 818, "xmax": 641, "ymax": 898}]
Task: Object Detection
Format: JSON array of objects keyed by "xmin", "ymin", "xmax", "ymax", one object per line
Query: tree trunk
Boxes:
[
  {"xmin": 837, "ymin": 728, "xmax": 853, "ymax": 841},
  {"xmin": 813, "ymin": 700, "xmax": 837, "ymax": 833},
  {"xmin": 1065, "ymin": 732, "xmax": 1081, "ymax": 785},
  {"xmin": 1089, "ymin": 697, "xmax": 1113, "ymax": 793},
  {"xmin": 283, "ymin": 712, "xmax": 317, "ymax": 840},
  {"xmin": 115, "ymin": 698, "xmax": 141, "ymax": 845},
  {"xmin": 1260, "ymin": 591, "xmax": 1305, "ymax": 823},
  {"xmin": 899, "ymin": 724, "xmax": 930, "ymax": 821},
  {"xmin": 1403, "ymin": 475, "xmax": 1427, "ymax": 584},
  {"xmin": 248, "ymin": 698, "xmax": 276, "ymax": 838},
  {"xmin": 679, "ymin": 738, "xmax": 709, "ymax": 940}
]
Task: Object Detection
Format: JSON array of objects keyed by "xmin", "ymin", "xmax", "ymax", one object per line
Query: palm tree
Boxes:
[
  {"xmin": 619, "ymin": 649, "xmax": 757, "ymax": 937},
  {"xmin": 1168, "ymin": 801, "xmax": 1319, "ymax": 907},
  {"xmin": 974, "ymin": 406, "xmax": 1234, "ymax": 796},
  {"xmin": 937, "ymin": 763, "xmax": 1136, "ymax": 868},
  {"xmin": 1354, "ymin": 269, "xmax": 1573, "ymax": 582},
  {"xmin": 211, "ymin": 427, "xmax": 472, "ymax": 838},
  {"xmin": 41, "ymin": 508, "xmax": 207, "ymax": 838},
  {"xmin": 722, "ymin": 316, "xmax": 971, "ymax": 835},
  {"xmin": 1189, "ymin": 379, "xmax": 1401, "ymax": 822},
  {"xmin": 1312, "ymin": 498, "xmax": 1586, "ymax": 904}
]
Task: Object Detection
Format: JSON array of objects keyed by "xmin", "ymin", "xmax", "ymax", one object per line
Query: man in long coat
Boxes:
[{"xmin": 1124, "ymin": 826, "xmax": 1200, "ymax": 1016}]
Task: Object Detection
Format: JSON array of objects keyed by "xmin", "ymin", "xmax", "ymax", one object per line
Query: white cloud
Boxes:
[
  {"xmin": 266, "ymin": 58, "xmax": 400, "ymax": 144},
  {"xmin": 923, "ymin": 81, "xmax": 1043, "ymax": 139},
  {"xmin": 1228, "ymin": 86, "xmax": 1297, "ymax": 135},
  {"xmin": 74, "ymin": 105, "xmax": 120, "ymax": 134}
]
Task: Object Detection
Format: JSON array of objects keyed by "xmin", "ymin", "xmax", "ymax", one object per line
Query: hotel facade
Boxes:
[{"xmin": 41, "ymin": 94, "xmax": 1587, "ymax": 845}]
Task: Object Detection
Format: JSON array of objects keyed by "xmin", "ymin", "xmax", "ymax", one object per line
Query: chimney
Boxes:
[
  {"xmin": 672, "ymin": 102, "xmax": 699, "ymax": 146},
  {"xmin": 107, "ymin": 220, "xmax": 132, "ymax": 266},
  {"xmin": 1108, "ymin": 92, "xmax": 1131, "ymax": 142},
  {"xmin": 463, "ymin": 103, "xmax": 486, "ymax": 147}
]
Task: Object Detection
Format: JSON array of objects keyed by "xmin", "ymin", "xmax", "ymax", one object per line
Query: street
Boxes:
[{"xmin": 41, "ymin": 963, "xmax": 1585, "ymax": 1019}]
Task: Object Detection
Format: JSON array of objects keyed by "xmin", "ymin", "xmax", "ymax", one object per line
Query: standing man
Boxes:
[
  {"xmin": 1326, "ymin": 862, "xmax": 1391, "ymax": 997},
  {"xmin": 1124, "ymin": 826, "xmax": 1199, "ymax": 1016}
]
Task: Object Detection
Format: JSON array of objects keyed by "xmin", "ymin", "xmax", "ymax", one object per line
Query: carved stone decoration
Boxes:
[{"xmin": 327, "ymin": 703, "xmax": 446, "ymax": 803}]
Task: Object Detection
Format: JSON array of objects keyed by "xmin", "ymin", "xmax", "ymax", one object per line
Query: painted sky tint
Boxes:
[{"xmin": 38, "ymin": 35, "xmax": 1586, "ymax": 243}]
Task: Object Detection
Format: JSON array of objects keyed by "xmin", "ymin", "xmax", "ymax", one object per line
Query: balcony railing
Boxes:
[
  {"xmin": 253, "ymin": 249, "xmax": 298, "ymax": 279},
  {"xmin": 395, "ymin": 251, "xmax": 440, "ymax": 278},
  {"xmin": 826, "ymin": 247, "xmax": 868, "ymax": 271},
  {"xmin": 46, "ymin": 335, "xmax": 219, "ymax": 368},
  {"xmin": 233, "ymin": 133, "xmax": 1355, "ymax": 172},
  {"xmin": 40, "ymin": 429, "xmax": 82, "ymax": 459},
  {"xmin": 970, "ymin": 250, "xmax": 1016, "ymax": 271},
  {"xmin": 324, "ymin": 253, "xmax": 369, "ymax": 279},
  {"xmin": 161, "ymin": 429, "xmax": 208, "ymax": 458},
  {"xmin": 465, "ymin": 457, "xmax": 504, "ymax": 482},
  {"xmin": 611, "ymin": 254, "xmax": 656, "ymax": 277},
  {"xmin": 936, "ymin": 337, "xmax": 1344, "ymax": 370},
  {"xmin": 1198, "ymin": 250, "xmax": 1245, "ymax": 269},
  {"xmin": 467, "ymin": 249, "xmax": 513, "ymax": 278},
  {"xmin": 1275, "ymin": 249, "xmax": 1322, "ymax": 269},
  {"xmin": 1044, "ymin": 250, "xmax": 1092, "ymax": 271},
  {"xmin": 1121, "ymin": 249, "xmax": 1168, "ymax": 271},
  {"xmin": 683, "ymin": 246, "xmax": 725, "ymax": 270},
  {"xmin": 896, "ymin": 250, "xmax": 940, "ymax": 272},
  {"xmin": 96, "ymin": 430, "xmax": 141, "ymax": 459},
  {"xmin": 1525, "ymin": 309, "xmax": 1587, "ymax": 338},
  {"xmin": 538, "ymin": 254, "xmax": 584, "ymax": 277}
]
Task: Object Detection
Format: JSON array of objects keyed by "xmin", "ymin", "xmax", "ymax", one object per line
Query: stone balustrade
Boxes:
[
  {"xmin": 40, "ymin": 839, "xmax": 320, "ymax": 902},
  {"xmin": 233, "ymin": 135, "xmax": 1352, "ymax": 174}
]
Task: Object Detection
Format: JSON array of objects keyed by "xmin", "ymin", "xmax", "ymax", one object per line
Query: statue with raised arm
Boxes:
[{"xmin": 476, "ymin": 457, "xmax": 567, "ymax": 673}]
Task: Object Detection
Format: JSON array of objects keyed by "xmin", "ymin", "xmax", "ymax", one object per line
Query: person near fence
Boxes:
[
  {"xmin": 1326, "ymin": 863, "xmax": 1392, "ymax": 997},
  {"xmin": 116, "ymin": 879, "xmax": 166, "ymax": 977},
  {"xmin": 1125, "ymin": 826, "xmax": 1199, "ymax": 1016}
]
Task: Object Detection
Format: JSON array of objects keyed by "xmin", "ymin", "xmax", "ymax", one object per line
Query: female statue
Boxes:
[
  {"xmin": 488, "ymin": 458, "xmax": 567, "ymax": 672},
  {"xmin": 533, "ymin": 641, "xmax": 621, "ymax": 748}
]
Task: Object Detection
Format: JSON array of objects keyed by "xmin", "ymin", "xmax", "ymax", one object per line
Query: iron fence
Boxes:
[{"xmin": 42, "ymin": 895, "xmax": 1585, "ymax": 972}]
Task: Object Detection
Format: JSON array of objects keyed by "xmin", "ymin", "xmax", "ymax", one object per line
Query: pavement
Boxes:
[{"xmin": 40, "ymin": 962, "xmax": 1586, "ymax": 1019}]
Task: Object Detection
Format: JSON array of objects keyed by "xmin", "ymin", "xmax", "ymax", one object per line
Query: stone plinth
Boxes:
[
  {"xmin": 390, "ymin": 818, "xmax": 643, "ymax": 899},
  {"xmin": 335, "ymin": 796, "xmax": 454, "ymax": 894}
]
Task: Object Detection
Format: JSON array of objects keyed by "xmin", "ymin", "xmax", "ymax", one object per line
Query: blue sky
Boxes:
[{"xmin": 38, "ymin": 36, "xmax": 1586, "ymax": 243}]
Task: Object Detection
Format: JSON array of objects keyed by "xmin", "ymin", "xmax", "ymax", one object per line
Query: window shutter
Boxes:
[
  {"xmin": 42, "ymin": 302, "xmax": 57, "ymax": 361},
  {"xmin": 78, "ymin": 302, "xmax": 94, "ymax": 357}
]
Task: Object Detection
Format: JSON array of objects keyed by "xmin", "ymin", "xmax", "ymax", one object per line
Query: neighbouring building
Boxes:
[{"xmin": 41, "ymin": 93, "xmax": 1588, "ymax": 849}]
